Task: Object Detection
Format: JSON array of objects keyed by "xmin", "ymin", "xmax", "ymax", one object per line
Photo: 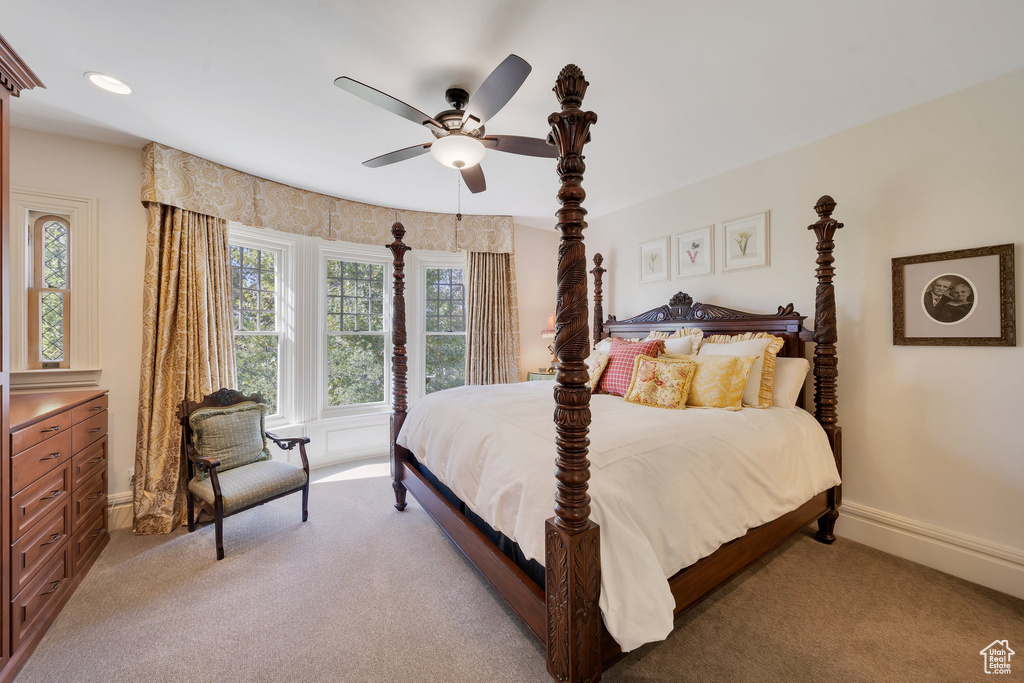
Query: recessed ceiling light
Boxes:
[{"xmin": 84, "ymin": 71, "xmax": 132, "ymax": 95}]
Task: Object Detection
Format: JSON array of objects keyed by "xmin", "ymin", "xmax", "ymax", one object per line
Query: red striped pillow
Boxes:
[{"xmin": 598, "ymin": 339, "xmax": 666, "ymax": 396}]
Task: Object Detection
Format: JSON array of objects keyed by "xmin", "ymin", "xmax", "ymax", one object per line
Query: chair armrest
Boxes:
[
  {"xmin": 187, "ymin": 452, "xmax": 221, "ymax": 472},
  {"xmin": 265, "ymin": 432, "xmax": 310, "ymax": 450},
  {"xmin": 266, "ymin": 432, "xmax": 311, "ymax": 471}
]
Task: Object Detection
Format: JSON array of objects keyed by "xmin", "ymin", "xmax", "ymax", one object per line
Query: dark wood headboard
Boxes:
[{"xmin": 600, "ymin": 292, "xmax": 808, "ymax": 359}]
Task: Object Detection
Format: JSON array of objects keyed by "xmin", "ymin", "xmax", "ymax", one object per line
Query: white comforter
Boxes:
[{"xmin": 397, "ymin": 381, "xmax": 840, "ymax": 651}]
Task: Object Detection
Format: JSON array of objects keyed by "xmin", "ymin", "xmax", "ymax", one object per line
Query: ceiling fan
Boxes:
[{"xmin": 334, "ymin": 54, "xmax": 557, "ymax": 194}]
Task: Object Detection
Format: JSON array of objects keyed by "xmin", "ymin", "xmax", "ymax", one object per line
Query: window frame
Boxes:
[
  {"xmin": 414, "ymin": 252, "xmax": 467, "ymax": 401},
  {"xmin": 227, "ymin": 225, "xmax": 296, "ymax": 426},
  {"xmin": 316, "ymin": 241, "xmax": 393, "ymax": 419},
  {"xmin": 28, "ymin": 214, "xmax": 73, "ymax": 369}
]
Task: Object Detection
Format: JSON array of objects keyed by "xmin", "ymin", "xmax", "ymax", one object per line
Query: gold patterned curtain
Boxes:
[
  {"xmin": 133, "ymin": 203, "xmax": 236, "ymax": 534},
  {"xmin": 466, "ymin": 252, "xmax": 521, "ymax": 384}
]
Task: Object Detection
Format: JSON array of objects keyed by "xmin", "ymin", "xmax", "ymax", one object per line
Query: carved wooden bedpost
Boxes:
[
  {"xmin": 809, "ymin": 196, "xmax": 843, "ymax": 543},
  {"xmin": 387, "ymin": 222, "xmax": 411, "ymax": 511},
  {"xmin": 590, "ymin": 254, "xmax": 606, "ymax": 346},
  {"xmin": 545, "ymin": 65, "xmax": 601, "ymax": 683}
]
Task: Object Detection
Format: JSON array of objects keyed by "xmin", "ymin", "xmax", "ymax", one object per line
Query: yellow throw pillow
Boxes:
[
  {"xmin": 624, "ymin": 355, "xmax": 697, "ymax": 410},
  {"xmin": 646, "ymin": 328, "xmax": 705, "ymax": 345},
  {"xmin": 585, "ymin": 351, "xmax": 610, "ymax": 392},
  {"xmin": 682, "ymin": 354, "xmax": 758, "ymax": 410},
  {"xmin": 699, "ymin": 332, "xmax": 786, "ymax": 408}
]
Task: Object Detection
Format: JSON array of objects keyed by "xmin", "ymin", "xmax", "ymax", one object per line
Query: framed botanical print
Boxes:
[
  {"xmin": 673, "ymin": 226, "xmax": 713, "ymax": 279},
  {"xmin": 892, "ymin": 243, "xmax": 1015, "ymax": 346},
  {"xmin": 639, "ymin": 237, "xmax": 669, "ymax": 284},
  {"xmin": 722, "ymin": 211, "xmax": 770, "ymax": 272}
]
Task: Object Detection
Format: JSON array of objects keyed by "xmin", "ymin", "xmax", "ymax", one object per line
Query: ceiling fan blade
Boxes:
[
  {"xmin": 363, "ymin": 143, "xmax": 433, "ymax": 168},
  {"xmin": 481, "ymin": 135, "xmax": 558, "ymax": 158},
  {"xmin": 460, "ymin": 54, "xmax": 531, "ymax": 131},
  {"xmin": 460, "ymin": 164, "xmax": 486, "ymax": 194},
  {"xmin": 335, "ymin": 76, "xmax": 445, "ymax": 133}
]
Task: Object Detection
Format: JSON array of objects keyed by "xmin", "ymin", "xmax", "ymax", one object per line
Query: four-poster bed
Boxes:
[{"xmin": 385, "ymin": 64, "xmax": 843, "ymax": 682}]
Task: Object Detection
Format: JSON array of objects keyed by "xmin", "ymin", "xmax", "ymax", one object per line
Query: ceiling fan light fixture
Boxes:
[
  {"xmin": 430, "ymin": 134, "xmax": 485, "ymax": 169},
  {"xmin": 84, "ymin": 71, "xmax": 132, "ymax": 95}
]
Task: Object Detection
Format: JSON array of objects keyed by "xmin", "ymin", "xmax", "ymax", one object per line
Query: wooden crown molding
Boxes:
[{"xmin": 0, "ymin": 33, "xmax": 45, "ymax": 96}]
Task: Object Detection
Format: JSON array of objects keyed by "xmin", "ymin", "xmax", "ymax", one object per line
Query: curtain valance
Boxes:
[{"xmin": 140, "ymin": 142, "xmax": 515, "ymax": 254}]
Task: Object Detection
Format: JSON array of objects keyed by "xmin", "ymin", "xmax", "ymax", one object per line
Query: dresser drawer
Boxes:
[
  {"xmin": 72, "ymin": 411, "xmax": 108, "ymax": 453},
  {"xmin": 11, "ymin": 500, "xmax": 71, "ymax": 596},
  {"xmin": 72, "ymin": 436, "xmax": 108, "ymax": 489},
  {"xmin": 72, "ymin": 468, "xmax": 107, "ymax": 531},
  {"xmin": 73, "ymin": 505, "xmax": 108, "ymax": 575},
  {"xmin": 12, "ymin": 461, "xmax": 72, "ymax": 542},
  {"xmin": 71, "ymin": 394, "xmax": 108, "ymax": 425},
  {"xmin": 12, "ymin": 542, "xmax": 72, "ymax": 652},
  {"xmin": 11, "ymin": 410, "xmax": 72, "ymax": 457},
  {"xmin": 11, "ymin": 429, "xmax": 72, "ymax": 495}
]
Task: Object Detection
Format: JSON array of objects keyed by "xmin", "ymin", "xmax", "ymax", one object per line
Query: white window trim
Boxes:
[
  {"xmin": 227, "ymin": 225, "xmax": 297, "ymax": 429},
  {"xmin": 412, "ymin": 251, "xmax": 467, "ymax": 403},
  {"xmin": 316, "ymin": 241, "xmax": 394, "ymax": 421},
  {"xmin": 9, "ymin": 188, "xmax": 100, "ymax": 389}
]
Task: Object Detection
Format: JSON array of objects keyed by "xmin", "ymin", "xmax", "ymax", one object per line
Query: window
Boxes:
[
  {"xmin": 230, "ymin": 243, "xmax": 282, "ymax": 415},
  {"xmin": 28, "ymin": 215, "xmax": 72, "ymax": 369},
  {"xmin": 325, "ymin": 259, "xmax": 387, "ymax": 407},
  {"xmin": 424, "ymin": 267, "xmax": 466, "ymax": 394}
]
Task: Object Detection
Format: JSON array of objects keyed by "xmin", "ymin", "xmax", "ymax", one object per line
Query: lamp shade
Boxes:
[
  {"xmin": 541, "ymin": 311, "xmax": 556, "ymax": 339},
  {"xmin": 430, "ymin": 134, "xmax": 486, "ymax": 169}
]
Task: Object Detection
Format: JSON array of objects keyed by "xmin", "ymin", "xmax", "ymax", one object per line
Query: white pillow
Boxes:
[
  {"xmin": 697, "ymin": 337, "xmax": 774, "ymax": 407},
  {"xmin": 661, "ymin": 336, "xmax": 696, "ymax": 356},
  {"xmin": 772, "ymin": 357, "xmax": 810, "ymax": 408},
  {"xmin": 594, "ymin": 338, "xmax": 612, "ymax": 354}
]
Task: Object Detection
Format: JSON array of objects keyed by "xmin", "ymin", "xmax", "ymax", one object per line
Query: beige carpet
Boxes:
[{"xmin": 15, "ymin": 460, "xmax": 1023, "ymax": 682}]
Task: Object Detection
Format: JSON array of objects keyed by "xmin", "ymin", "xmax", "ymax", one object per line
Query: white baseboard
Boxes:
[{"xmin": 839, "ymin": 501, "xmax": 1024, "ymax": 600}]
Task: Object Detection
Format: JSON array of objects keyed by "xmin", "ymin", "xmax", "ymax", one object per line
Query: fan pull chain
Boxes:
[{"xmin": 455, "ymin": 173, "xmax": 462, "ymax": 250}]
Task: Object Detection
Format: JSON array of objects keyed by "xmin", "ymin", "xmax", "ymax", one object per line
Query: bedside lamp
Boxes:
[{"xmin": 541, "ymin": 311, "xmax": 557, "ymax": 373}]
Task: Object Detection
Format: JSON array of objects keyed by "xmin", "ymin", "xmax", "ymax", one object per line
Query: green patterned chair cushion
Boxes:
[
  {"xmin": 189, "ymin": 402, "xmax": 270, "ymax": 475},
  {"xmin": 188, "ymin": 460, "xmax": 307, "ymax": 515}
]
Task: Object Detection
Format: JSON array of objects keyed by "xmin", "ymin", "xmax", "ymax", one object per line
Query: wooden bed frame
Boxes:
[{"xmin": 385, "ymin": 64, "xmax": 844, "ymax": 683}]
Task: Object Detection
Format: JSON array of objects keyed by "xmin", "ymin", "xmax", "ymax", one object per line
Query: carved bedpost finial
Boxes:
[
  {"xmin": 590, "ymin": 253, "xmax": 607, "ymax": 346},
  {"xmin": 386, "ymin": 222, "xmax": 412, "ymax": 511},
  {"xmin": 808, "ymin": 196, "xmax": 843, "ymax": 542},
  {"xmin": 546, "ymin": 65, "xmax": 602, "ymax": 683}
]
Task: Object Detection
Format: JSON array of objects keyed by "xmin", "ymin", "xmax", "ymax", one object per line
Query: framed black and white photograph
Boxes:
[
  {"xmin": 639, "ymin": 237, "xmax": 669, "ymax": 284},
  {"xmin": 673, "ymin": 226, "xmax": 713, "ymax": 279},
  {"xmin": 722, "ymin": 211, "xmax": 770, "ymax": 272},
  {"xmin": 892, "ymin": 244, "xmax": 1015, "ymax": 346}
]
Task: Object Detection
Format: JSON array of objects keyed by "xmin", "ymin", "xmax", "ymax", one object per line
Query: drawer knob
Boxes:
[
  {"xmin": 89, "ymin": 406, "xmax": 103, "ymax": 411},
  {"xmin": 88, "ymin": 528, "xmax": 103, "ymax": 539},
  {"xmin": 40, "ymin": 579, "xmax": 62, "ymax": 596},
  {"xmin": 87, "ymin": 456, "xmax": 105, "ymax": 465},
  {"xmin": 40, "ymin": 532, "xmax": 62, "ymax": 546},
  {"xmin": 88, "ymin": 491, "xmax": 103, "ymax": 501},
  {"xmin": 40, "ymin": 452, "xmax": 62, "ymax": 461},
  {"xmin": 87, "ymin": 427, "xmax": 104, "ymax": 434},
  {"xmin": 41, "ymin": 425, "xmax": 61, "ymax": 433},
  {"xmin": 40, "ymin": 489, "xmax": 64, "ymax": 501}
]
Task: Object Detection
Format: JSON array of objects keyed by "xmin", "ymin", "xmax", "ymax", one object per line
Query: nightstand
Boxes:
[{"xmin": 527, "ymin": 371, "xmax": 556, "ymax": 381}]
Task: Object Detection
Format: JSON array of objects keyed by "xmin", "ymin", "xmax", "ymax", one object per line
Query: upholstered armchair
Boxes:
[{"xmin": 178, "ymin": 388, "xmax": 310, "ymax": 560}]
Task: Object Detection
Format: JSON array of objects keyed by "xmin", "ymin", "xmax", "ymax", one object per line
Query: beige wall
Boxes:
[
  {"xmin": 10, "ymin": 128, "xmax": 148, "ymax": 502},
  {"xmin": 587, "ymin": 70, "xmax": 1024, "ymax": 596},
  {"xmin": 514, "ymin": 223, "xmax": 560, "ymax": 379}
]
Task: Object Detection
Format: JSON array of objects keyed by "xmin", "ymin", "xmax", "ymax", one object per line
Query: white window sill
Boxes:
[{"xmin": 11, "ymin": 368, "xmax": 102, "ymax": 391}]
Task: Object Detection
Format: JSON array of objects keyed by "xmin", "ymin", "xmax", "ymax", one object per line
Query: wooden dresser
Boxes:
[{"xmin": 4, "ymin": 391, "xmax": 109, "ymax": 678}]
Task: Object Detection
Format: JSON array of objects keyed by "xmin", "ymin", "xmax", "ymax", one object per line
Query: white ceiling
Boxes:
[{"xmin": 3, "ymin": 1, "xmax": 1024, "ymax": 224}]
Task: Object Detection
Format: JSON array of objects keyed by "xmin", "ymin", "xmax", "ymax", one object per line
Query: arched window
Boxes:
[{"xmin": 28, "ymin": 214, "xmax": 71, "ymax": 369}]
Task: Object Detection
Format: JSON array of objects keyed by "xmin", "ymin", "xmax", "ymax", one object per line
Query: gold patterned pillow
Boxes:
[
  {"xmin": 585, "ymin": 351, "xmax": 610, "ymax": 392},
  {"xmin": 699, "ymin": 332, "xmax": 786, "ymax": 408},
  {"xmin": 189, "ymin": 402, "xmax": 271, "ymax": 475},
  {"xmin": 682, "ymin": 354, "xmax": 758, "ymax": 410},
  {"xmin": 624, "ymin": 355, "xmax": 697, "ymax": 410}
]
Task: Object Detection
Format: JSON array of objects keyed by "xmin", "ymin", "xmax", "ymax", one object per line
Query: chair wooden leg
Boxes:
[
  {"xmin": 215, "ymin": 508, "xmax": 225, "ymax": 560},
  {"xmin": 302, "ymin": 481, "xmax": 309, "ymax": 522},
  {"xmin": 187, "ymin": 493, "xmax": 195, "ymax": 533}
]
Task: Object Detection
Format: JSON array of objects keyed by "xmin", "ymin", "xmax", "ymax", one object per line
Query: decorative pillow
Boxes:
[
  {"xmin": 645, "ymin": 330, "xmax": 671, "ymax": 339},
  {"xmin": 189, "ymin": 402, "xmax": 271, "ymax": 476},
  {"xmin": 594, "ymin": 336, "xmax": 642, "ymax": 354},
  {"xmin": 585, "ymin": 351, "xmax": 610, "ymax": 392},
  {"xmin": 598, "ymin": 338, "xmax": 666, "ymax": 396},
  {"xmin": 772, "ymin": 357, "xmax": 811, "ymax": 408},
  {"xmin": 624, "ymin": 355, "xmax": 697, "ymax": 410},
  {"xmin": 646, "ymin": 328, "xmax": 704, "ymax": 345},
  {"xmin": 661, "ymin": 335, "xmax": 697, "ymax": 357},
  {"xmin": 682, "ymin": 354, "xmax": 758, "ymax": 410},
  {"xmin": 699, "ymin": 333, "xmax": 786, "ymax": 408}
]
